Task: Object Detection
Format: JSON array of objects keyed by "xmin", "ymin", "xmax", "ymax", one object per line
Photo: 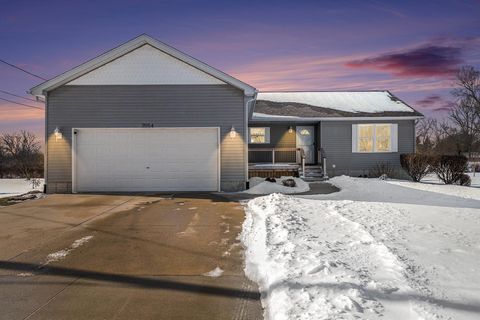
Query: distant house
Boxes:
[{"xmin": 29, "ymin": 34, "xmax": 422, "ymax": 193}]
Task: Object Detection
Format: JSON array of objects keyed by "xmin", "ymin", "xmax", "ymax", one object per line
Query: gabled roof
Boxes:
[
  {"xmin": 252, "ymin": 91, "xmax": 423, "ymax": 121},
  {"xmin": 29, "ymin": 34, "xmax": 256, "ymax": 96}
]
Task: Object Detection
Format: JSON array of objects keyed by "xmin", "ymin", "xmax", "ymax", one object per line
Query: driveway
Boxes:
[{"xmin": 0, "ymin": 194, "xmax": 262, "ymax": 319}]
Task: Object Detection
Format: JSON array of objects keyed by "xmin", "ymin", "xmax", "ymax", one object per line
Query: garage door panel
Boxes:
[{"xmin": 74, "ymin": 128, "xmax": 219, "ymax": 192}]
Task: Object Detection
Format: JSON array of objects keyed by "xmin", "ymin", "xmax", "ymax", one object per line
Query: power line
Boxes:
[
  {"xmin": 0, "ymin": 89, "xmax": 39, "ymax": 102},
  {"xmin": 0, "ymin": 59, "xmax": 47, "ymax": 80},
  {"xmin": 0, "ymin": 97, "xmax": 44, "ymax": 110}
]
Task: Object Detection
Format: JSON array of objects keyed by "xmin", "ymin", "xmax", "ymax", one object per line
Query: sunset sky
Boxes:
[{"xmin": 1, "ymin": 0, "xmax": 479, "ymax": 142}]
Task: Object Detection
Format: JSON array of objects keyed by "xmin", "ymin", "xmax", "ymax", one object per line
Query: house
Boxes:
[
  {"xmin": 29, "ymin": 34, "xmax": 422, "ymax": 193},
  {"xmin": 248, "ymin": 91, "xmax": 423, "ymax": 179}
]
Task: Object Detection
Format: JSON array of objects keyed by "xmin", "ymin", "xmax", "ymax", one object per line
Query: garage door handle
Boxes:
[{"xmin": 146, "ymin": 166, "xmax": 150, "ymax": 169}]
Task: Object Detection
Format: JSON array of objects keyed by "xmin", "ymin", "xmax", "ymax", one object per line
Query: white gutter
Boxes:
[{"xmin": 251, "ymin": 115, "xmax": 424, "ymax": 122}]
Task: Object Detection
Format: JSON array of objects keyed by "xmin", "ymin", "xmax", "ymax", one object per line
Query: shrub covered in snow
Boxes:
[
  {"xmin": 281, "ymin": 178, "xmax": 296, "ymax": 187},
  {"xmin": 245, "ymin": 176, "xmax": 309, "ymax": 194},
  {"xmin": 368, "ymin": 161, "xmax": 394, "ymax": 178},
  {"xmin": 431, "ymin": 155, "xmax": 468, "ymax": 184},
  {"xmin": 400, "ymin": 153, "xmax": 432, "ymax": 182},
  {"xmin": 455, "ymin": 173, "xmax": 471, "ymax": 186}
]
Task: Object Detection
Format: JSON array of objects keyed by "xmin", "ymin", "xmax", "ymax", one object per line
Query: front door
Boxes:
[{"xmin": 296, "ymin": 126, "xmax": 315, "ymax": 164}]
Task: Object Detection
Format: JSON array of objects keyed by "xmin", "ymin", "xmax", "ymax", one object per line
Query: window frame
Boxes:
[
  {"xmin": 249, "ymin": 127, "xmax": 270, "ymax": 144},
  {"xmin": 353, "ymin": 123, "xmax": 396, "ymax": 153}
]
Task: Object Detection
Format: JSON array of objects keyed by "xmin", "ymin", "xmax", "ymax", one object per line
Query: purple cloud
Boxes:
[
  {"xmin": 346, "ymin": 44, "xmax": 464, "ymax": 77},
  {"xmin": 415, "ymin": 94, "xmax": 455, "ymax": 112}
]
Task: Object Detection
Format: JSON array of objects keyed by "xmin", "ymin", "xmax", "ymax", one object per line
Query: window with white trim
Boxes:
[
  {"xmin": 249, "ymin": 127, "xmax": 270, "ymax": 144},
  {"xmin": 352, "ymin": 124, "xmax": 398, "ymax": 153}
]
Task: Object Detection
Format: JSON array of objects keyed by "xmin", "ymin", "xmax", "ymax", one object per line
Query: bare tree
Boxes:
[
  {"xmin": 449, "ymin": 100, "xmax": 480, "ymax": 156},
  {"xmin": 452, "ymin": 66, "xmax": 480, "ymax": 113},
  {"xmin": 0, "ymin": 143, "xmax": 8, "ymax": 178},
  {"xmin": 447, "ymin": 66, "xmax": 480, "ymax": 156},
  {"xmin": 416, "ymin": 118, "xmax": 437, "ymax": 153},
  {"xmin": 1, "ymin": 131, "xmax": 42, "ymax": 179}
]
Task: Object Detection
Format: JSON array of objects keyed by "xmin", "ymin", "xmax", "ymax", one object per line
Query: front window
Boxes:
[
  {"xmin": 249, "ymin": 127, "xmax": 270, "ymax": 144},
  {"xmin": 358, "ymin": 125, "xmax": 374, "ymax": 152},
  {"xmin": 375, "ymin": 124, "xmax": 391, "ymax": 152},
  {"xmin": 357, "ymin": 124, "xmax": 392, "ymax": 152}
]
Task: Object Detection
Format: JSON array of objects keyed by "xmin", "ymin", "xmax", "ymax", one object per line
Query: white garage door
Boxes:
[{"xmin": 73, "ymin": 128, "xmax": 219, "ymax": 192}]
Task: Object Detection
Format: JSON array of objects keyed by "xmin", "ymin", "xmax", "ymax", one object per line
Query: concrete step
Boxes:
[
  {"xmin": 303, "ymin": 176, "xmax": 329, "ymax": 182},
  {"xmin": 305, "ymin": 174, "xmax": 325, "ymax": 178},
  {"xmin": 300, "ymin": 170, "xmax": 324, "ymax": 174}
]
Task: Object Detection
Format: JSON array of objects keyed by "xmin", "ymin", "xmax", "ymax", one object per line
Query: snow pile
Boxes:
[
  {"xmin": 244, "ymin": 177, "xmax": 309, "ymax": 195},
  {"xmin": 202, "ymin": 267, "xmax": 224, "ymax": 277},
  {"xmin": 45, "ymin": 235, "xmax": 94, "ymax": 264},
  {"xmin": 256, "ymin": 91, "xmax": 414, "ymax": 114},
  {"xmin": 242, "ymin": 177, "xmax": 480, "ymax": 319},
  {"xmin": 387, "ymin": 173, "xmax": 480, "ymax": 200},
  {"xmin": 0, "ymin": 179, "xmax": 44, "ymax": 199}
]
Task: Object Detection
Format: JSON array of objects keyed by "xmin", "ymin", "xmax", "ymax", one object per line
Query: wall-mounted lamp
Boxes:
[
  {"xmin": 229, "ymin": 126, "xmax": 237, "ymax": 138},
  {"xmin": 54, "ymin": 127, "xmax": 62, "ymax": 140},
  {"xmin": 288, "ymin": 126, "xmax": 294, "ymax": 133}
]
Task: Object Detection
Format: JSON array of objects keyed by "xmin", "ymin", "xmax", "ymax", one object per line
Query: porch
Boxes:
[
  {"xmin": 248, "ymin": 148, "xmax": 304, "ymax": 179},
  {"xmin": 248, "ymin": 123, "xmax": 326, "ymax": 179}
]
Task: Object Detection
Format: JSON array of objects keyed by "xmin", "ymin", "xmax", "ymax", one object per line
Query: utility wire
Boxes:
[
  {"xmin": 0, "ymin": 97, "xmax": 44, "ymax": 110},
  {"xmin": 0, "ymin": 89, "xmax": 39, "ymax": 102},
  {"xmin": 0, "ymin": 59, "xmax": 47, "ymax": 80}
]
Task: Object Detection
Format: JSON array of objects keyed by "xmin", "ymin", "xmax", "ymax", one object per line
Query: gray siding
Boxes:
[
  {"xmin": 249, "ymin": 124, "xmax": 297, "ymax": 163},
  {"xmin": 46, "ymin": 85, "xmax": 246, "ymax": 192},
  {"xmin": 321, "ymin": 120, "xmax": 415, "ymax": 177}
]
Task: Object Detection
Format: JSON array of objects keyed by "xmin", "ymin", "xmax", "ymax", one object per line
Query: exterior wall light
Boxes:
[
  {"xmin": 54, "ymin": 127, "xmax": 62, "ymax": 140},
  {"xmin": 288, "ymin": 126, "xmax": 293, "ymax": 133},
  {"xmin": 229, "ymin": 126, "xmax": 237, "ymax": 138}
]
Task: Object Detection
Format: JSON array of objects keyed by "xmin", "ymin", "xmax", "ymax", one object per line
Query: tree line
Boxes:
[
  {"xmin": 0, "ymin": 131, "xmax": 43, "ymax": 179},
  {"xmin": 416, "ymin": 66, "xmax": 480, "ymax": 160}
]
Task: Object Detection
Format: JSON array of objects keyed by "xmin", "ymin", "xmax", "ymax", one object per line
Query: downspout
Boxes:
[
  {"xmin": 244, "ymin": 93, "xmax": 257, "ymax": 188},
  {"xmin": 42, "ymin": 93, "xmax": 48, "ymax": 193},
  {"xmin": 28, "ymin": 90, "xmax": 48, "ymax": 193}
]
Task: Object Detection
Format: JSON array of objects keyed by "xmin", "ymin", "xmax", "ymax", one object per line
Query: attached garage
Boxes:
[
  {"xmin": 73, "ymin": 128, "xmax": 220, "ymax": 192},
  {"xmin": 29, "ymin": 34, "xmax": 256, "ymax": 193}
]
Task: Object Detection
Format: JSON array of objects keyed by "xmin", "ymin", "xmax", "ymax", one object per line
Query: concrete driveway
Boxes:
[{"xmin": 0, "ymin": 194, "xmax": 262, "ymax": 319}]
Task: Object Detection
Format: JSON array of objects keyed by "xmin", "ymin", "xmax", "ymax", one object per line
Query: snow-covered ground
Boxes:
[
  {"xmin": 0, "ymin": 179, "xmax": 44, "ymax": 199},
  {"xmin": 242, "ymin": 176, "xmax": 480, "ymax": 320},
  {"xmin": 244, "ymin": 177, "xmax": 309, "ymax": 195},
  {"xmin": 387, "ymin": 173, "xmax": 480, "ymax": 200}
]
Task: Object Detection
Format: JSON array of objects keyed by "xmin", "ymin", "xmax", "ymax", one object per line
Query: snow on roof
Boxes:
[{"xmin": 256, "ymin": 91, "xmax": 415, "ymax": 114}]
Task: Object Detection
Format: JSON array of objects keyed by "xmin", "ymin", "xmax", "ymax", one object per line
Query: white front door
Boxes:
[
  {"xmin": 296, "ymin": 126, "xmax": 315, "ymax": 164},
  {"xmin": 73, "ymin": 128, "xmax": 219, "ymax": 192}
]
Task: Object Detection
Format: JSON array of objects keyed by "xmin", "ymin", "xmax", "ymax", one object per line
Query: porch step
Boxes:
[
  {"xmin": 303, "ymin": 176, "xmax": 330, "ymax": 182},
  {"xmin": 299, "ymin": 165, "xmax": 328, "ymax": 182}
]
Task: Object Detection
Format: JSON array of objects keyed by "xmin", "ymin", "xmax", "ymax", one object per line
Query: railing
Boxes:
[{"xmin": 249, "ymin": 147, "xmax": 306, "ymax": 177}]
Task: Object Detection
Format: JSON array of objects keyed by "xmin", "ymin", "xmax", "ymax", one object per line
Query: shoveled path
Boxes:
[{"xmin": 0, "ymin": 193, "xmax": 262, "ymax": 319}]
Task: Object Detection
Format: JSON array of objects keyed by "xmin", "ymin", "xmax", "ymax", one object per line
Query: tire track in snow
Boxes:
[{"xmin": 242, "ymin": 194, "xmax": 443, "ymax": 320}]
